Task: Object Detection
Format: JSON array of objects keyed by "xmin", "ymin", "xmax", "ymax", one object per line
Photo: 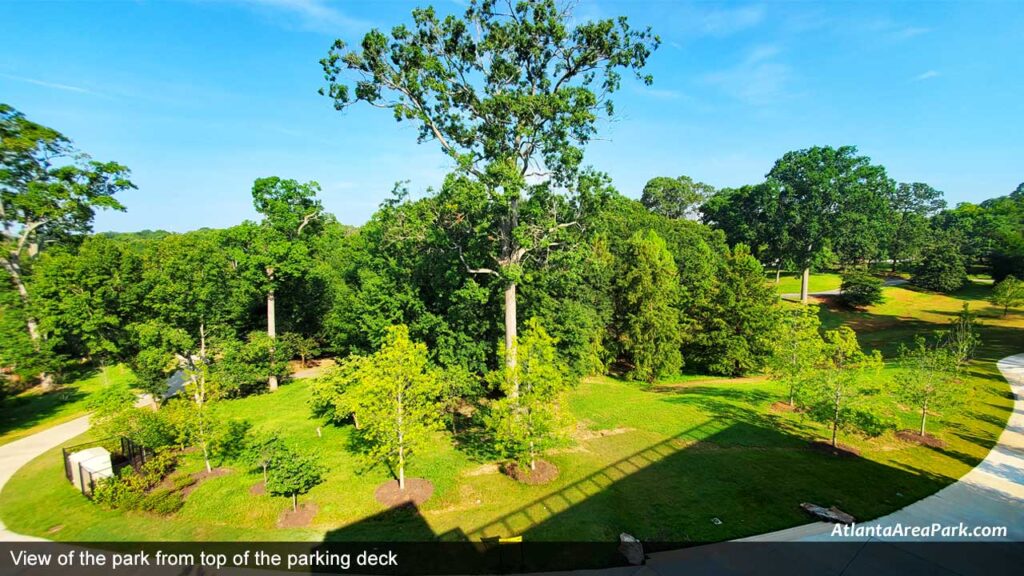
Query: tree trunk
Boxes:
[
  {"xmin": 267, "ymin": 288, "xmax": 278, "ymax": 391},
  {"xmin": 891, "ymin": 257, "xmax": 898, "ymax": 273},
  {"xmin": 775, "ymin": 263, "xmax": 782, "ymax": 284},
  {"xmin": 920, "ymin": 401, "xmax": 928, "ymax": 436},
  {"xmin": 398, "ymin": 388, "xmax": 405, "ymax": 491},
  {"xmin": 292, "ymin": 493, "xmax": 297, "ymax": 512},
  {"xmin": 202, "ymin": 444, "xmax": 212, "ymax": 473},
  {"xmin": 504, "ymin": 281, "xmax": 518, "ymax": 397},
  {"xmin": 2, "ymin": 255, "xmax": 55, "ymax": 391},
  {"xmin": 800, "ymin": 267, "xmax": 810, "ymax": 304},
  {"xmin": 262, "ymin": 464, "xmax": 268, "ymax": 484},
  {"xmin": 832, "ymin": 401, "xmax": 840, "ymax": 448}
]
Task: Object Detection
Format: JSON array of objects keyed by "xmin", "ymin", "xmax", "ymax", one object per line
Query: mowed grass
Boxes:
[
  {"xmin": 0, "ymin": 283, "xmax": 1018, "ymax": 543},
  {"xmin": 0, "ymin": 365, "xmax": 133, "ymax": 446},
  {"xmin": 769, "ymin": 271, "xmax": 843, "ymax": 295}
]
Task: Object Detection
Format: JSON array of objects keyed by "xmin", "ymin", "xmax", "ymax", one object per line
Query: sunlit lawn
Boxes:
[
  {"xmin": 0, "ymin": 283, "xmax": 1017, "ymax": 543},
  {"xmin": 768, "ymin": 271, "xmax": 843, "ymax": 295},
  {"xmin": 0, "ymin": 365, "xmax": 133, "ymax": 446}
]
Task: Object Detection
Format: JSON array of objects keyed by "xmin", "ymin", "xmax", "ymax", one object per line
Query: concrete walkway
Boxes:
[{"xmin": 0, "ymin": 415, "xmax": 90, "ymax": 541}]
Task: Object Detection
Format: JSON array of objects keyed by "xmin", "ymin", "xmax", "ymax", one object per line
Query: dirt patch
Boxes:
[
  {"xmin": 250, "ymin": 481, "xmax": 267, "ymax": 495},
  {"xmin": 290, "ymin": 358, "xmax": 336, "ymax": 379},
  {"xmin": 896, "ymin": 430, "xmax": 946, "ymax": 448},
  {"xmin": 180, "ymin": 467, "xmax": 230, "ymax": 497},
  {"xmin": 375, "ymin": 478, "xmax": 434, "ymax": 508},
  {"xmin": 769, "ymin": 401, "xmax": 800, "ymax": 413},
  {"xmin": 278, "ymin": 502, "xmax": 318, "ymax": 528},
  {"xmin": 502, "ymin": 460, "xmax": 559, "ymax": 485},
  {"xmin": 464, "ymin": 464, "xmax": 500, "ymax": 477},
  {"xmin": 809, "ymin": 441, "xmax": 861, "ymax": 458},
  {"xmin": 573, "ymin": 422, "xmax": 634, "ymax": 441}
]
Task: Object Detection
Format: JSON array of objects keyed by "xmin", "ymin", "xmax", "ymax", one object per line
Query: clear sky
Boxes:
[{"xmin": 2, "ymin": 0, "xmax": 1022, "ymax": 233}]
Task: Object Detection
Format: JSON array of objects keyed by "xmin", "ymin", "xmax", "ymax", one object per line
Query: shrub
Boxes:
[
  {"xmin": 839, "ymin": 272, "xmax": 884, "ymax": 308},
  {"xmin": 141, "ymin": 489, "xmax": 183, "ymax": 515},
  {"xmin": 171, "ymin": 473, "xmax": 196, "ymax": 491},
  {"xmin": 90, "ymin": 452, "xmax": 179, "ymax": 512}
]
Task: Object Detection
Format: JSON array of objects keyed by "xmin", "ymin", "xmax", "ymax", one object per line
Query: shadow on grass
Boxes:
[
  {"xmin": 320, "ymin": 422, "xmax": 962, "ymax": 551},
  {"xmin": 0, "ymin": 387, "xmax": 87, "ymax": 438}
]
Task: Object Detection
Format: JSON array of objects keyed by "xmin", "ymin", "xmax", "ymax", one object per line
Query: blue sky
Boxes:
[{"xmin": 2, "ymin": 0, "xmax": 1022, "ymax": 232}]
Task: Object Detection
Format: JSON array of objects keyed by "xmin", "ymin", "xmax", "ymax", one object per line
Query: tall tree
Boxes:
[
  {"xmin": 700, "ymin": 183, "xmax": 786, "ymax": 280},
  {"xmin": 767, "ymin": 146, "xmax": 889, "ymax": 303},
  {"xmin": 245, "ymin": 177, "xmax": 323, "ymax": 391},
  {"xmin": 320, "ymin": 0, "xmax": 658, "ymax": 393},
  {"xmin": 885, "ymin": 182, "xmax": 945, "ymax": 271},
  {"xmin": 689, "ymin": 243, "xmax": 779, "ymax": 376},
  {"xmin": 616, "ymin": 230, "xmax": 682, "ymax": 382},
  {"xmin": 641, "ymin": 175, "xmax": 714, "ymax": 219},
  {"xmin": 0, "ymin": 104, "xmax": 135, "ymax": 389}
]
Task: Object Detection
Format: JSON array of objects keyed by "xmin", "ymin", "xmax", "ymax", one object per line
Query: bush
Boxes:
[
  {"xmin": 913, "ymin": 243, "xmax": 967, "ymax": 293},
  {"xmin": 90, "ymin": 452, "xmax": 180, "ymax": 512},
  {"xmin": 848, "ymin": 407, "xmax": 893, "ymax": 437},
  {"xmin": 839, "ymin": 272, "xmax": 884, "ymax": 308},
  {"xmin": 140, "ymin": 488, "xmax": 183, "ymax": 515}
]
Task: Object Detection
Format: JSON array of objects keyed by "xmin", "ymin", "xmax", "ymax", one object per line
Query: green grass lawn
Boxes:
[
  {"xmin": 0, "ymin": 284, "xmax": 1018, "ymax": 543},
  {"xmin": 0, "ymin": 365, "xmax": 133, "ymax": 446},
  {"xmin": 768, "ymin": 271, "xmax": 843, "ymax": 295}
]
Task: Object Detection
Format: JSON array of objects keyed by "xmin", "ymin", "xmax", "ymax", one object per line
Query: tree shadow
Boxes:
[
  {"xmin": 314, "ymin": 420, "xmax": 979, "ymax": 573},
  {"xmin": 0, "ymin": 386, "xmax": 86, "ymax": 437}
]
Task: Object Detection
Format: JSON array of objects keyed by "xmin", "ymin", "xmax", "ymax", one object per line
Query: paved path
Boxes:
[{"xmin": 0, "ymin": 415, "xmax": 90, "ymax": 541}]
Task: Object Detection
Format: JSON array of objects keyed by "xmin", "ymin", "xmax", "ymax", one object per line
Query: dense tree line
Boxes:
[{"xmin": 696, "ymin": 146, "xmax": 1022, "ymax": 297}]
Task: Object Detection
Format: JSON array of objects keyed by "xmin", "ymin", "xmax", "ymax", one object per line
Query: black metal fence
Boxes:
[{"xmin": 61, "ymin": 437, "xmax": 152, "ymax": 497}]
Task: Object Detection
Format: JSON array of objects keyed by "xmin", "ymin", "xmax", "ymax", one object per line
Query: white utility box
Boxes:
[{"xmin": 68, "ymin": 446, "xmax": 113, "ymax": 494}]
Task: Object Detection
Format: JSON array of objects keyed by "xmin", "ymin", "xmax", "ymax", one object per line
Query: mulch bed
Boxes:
[
  {"xmin": 180, "ymin": 467, "xmax": 230, "ymax": 498},
  {"xmin": 278, "ymin": 503, "xmax": 318, "ymax": 528},
  {"xmin": 374, "ymin": 478, "xmax": 434, "ymax": 508},
  {"xmin": 769, "ymin": 401, "xmax": 800, "ymax": 413},
  {"xmin": 809, "ymin": 441, "xmax": 861, "ymax": 458},
  {"xmin": 250, "ymin": 481, "xmax": 267, "ymax": 495},
  {"xmin": 896, "ymin": 430, "xmax": 946, "ymax": 448},
  {"xmin": 502, "ymin": 459, "xmax": 559, "ymax": 485}
]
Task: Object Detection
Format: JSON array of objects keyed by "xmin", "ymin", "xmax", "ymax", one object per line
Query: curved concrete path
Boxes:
[
  {"xmin": 1, "ymin": 355, "xmax": 1021, "ymax": 556},
  {"xmin": 0, "ymin": 415, "xmax": 90, "ymax": 541}
]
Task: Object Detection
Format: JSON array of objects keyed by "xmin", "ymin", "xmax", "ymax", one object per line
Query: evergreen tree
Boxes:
[
  {"xmin": 690, "ymin": 244, "xmax": 779, "ymax": 376},
  {"xmin": 616, "ymin": 230, "xmax": 682, "ymax": 383}
]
